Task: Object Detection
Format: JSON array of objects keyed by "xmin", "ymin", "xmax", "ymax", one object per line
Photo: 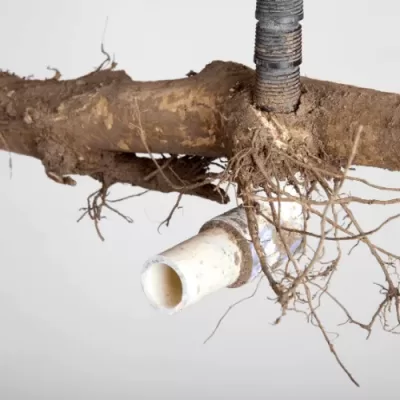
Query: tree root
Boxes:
[
  {"xmin": 2, "ymin": 58, "xmax": 400, "ymax": 386},
  {"xmin": 226, "ymin": 112, "xmax": 400, "ymax": 386}
]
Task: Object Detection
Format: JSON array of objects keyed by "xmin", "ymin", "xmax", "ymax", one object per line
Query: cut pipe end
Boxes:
[
  {"xmin": 141, "ymin": 228, "xmax": 244, "ymax": 315},
  {"xmin": 141, "ymin": 258, "xmax": 186, "ymax": 314}
]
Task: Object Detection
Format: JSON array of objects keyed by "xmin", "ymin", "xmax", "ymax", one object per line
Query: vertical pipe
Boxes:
[{"xmin": 254, "ymin": 0, "xmax": 303, "ymax": 113}]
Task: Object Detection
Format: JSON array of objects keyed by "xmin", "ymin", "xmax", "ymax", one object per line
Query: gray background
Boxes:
[{"xmin": 1, "ymin": 0, "xmax": 400, "ymax": 398}]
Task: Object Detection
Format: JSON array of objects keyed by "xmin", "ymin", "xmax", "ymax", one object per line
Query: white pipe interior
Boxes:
[{"xmin": 143, "ymin": 262, "xmax": 183, "ymax": 309}]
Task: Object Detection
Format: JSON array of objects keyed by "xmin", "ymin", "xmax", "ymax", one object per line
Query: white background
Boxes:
[{"xmin": 1, "ymin": 1, "xmax": 400, "ymax": 398}]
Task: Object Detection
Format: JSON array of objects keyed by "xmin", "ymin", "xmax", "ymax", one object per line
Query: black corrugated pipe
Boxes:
[{"xmin": 253, "ymin": 0, "xmax": 303, "ymax": 113}]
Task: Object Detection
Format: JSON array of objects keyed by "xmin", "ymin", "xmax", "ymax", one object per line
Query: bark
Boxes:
[{"xmin": 1, "ymin": 60, "xmax": 400, "ymax": 202}]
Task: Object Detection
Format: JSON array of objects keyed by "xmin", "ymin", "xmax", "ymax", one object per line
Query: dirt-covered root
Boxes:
[{"xmin": 226, "ymin": 108, "xmax": 400, "ymax": 386}]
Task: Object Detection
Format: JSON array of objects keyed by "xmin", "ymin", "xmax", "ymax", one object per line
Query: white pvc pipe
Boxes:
[
  {"xmin": 141, "ymin": 197, "xmax": 304, "ymax": 314},
  {"xmin": 141, "ymin": 227, "xmax": 243, "ymax": 315}
]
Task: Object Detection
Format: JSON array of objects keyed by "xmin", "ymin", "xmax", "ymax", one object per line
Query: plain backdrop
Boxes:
[{"xmin": 1, "ymin": 1, "xmax": 400, "ymax": 399}]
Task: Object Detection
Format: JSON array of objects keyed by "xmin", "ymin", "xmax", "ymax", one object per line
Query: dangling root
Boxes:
[{"xmin": 223, "ymin": 111, "xmax": 400, "ymax": 386}]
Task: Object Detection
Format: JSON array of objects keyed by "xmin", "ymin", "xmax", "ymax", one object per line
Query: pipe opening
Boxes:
[{"xmin": 144, "ymin": 263, "xmax": 183, "ymax": 309}]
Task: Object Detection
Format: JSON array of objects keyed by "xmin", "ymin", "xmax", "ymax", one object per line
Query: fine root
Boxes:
[
  {"xmin": 95, "ymin": 17, "xmax": 117, "ymax": 72},
  {"xmin": 157, "ymin": 193, "xmax": 183, "ymax": 233},
  {"xmin": 77, "ymin": 182, "xmax": 136, "ymax": 241},
  {"xmin": 224, "ymin": 118, "xmax": 400, "ymax": 387},
  {"xmin": 204, "ymin": 276, "xmax": 264, "ymax": 345},
  {"xmin": 46, "ymin": 66, "xmax": 61, "ymax": 80}
]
